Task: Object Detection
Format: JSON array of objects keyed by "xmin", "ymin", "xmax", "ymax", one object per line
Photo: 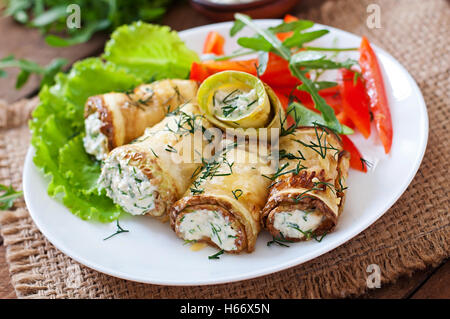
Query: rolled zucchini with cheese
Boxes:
[
  {"xmin": 197, "ymin": 71, "xmax": 284, "ymax": 139},
  {"xmin": 83, "ymin": 79, "xmax": 198, "ymax": 160},
  {"xmin": 261, "ymin": 126, "xmax": 350, "ymax": 242},
  {"xmin": 170, "ymin": 140, "xmax": 273, "ymax": 253},
  {"xmin": 98, "ymin": 103, "xmax": 211, "ymax": 220}
]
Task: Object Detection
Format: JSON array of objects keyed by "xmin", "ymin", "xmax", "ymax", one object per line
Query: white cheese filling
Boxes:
[
  {"xmin": 273, "ymin": 210, "xmax": 324, "ymax": 239},
  {"xmin": 83, "ymin": 112, "xmax": 109, "ymax": 161},
  {"xmin": 98, "ymin": 153, "xmax": 158, "ymax": 215},
  {"xmin": 213, "ymin": 88, "xmax": 258, "ymax": 120},
  {"xmin": 179, "ymin": 209, "xmax": 238, "ymax": 251}
]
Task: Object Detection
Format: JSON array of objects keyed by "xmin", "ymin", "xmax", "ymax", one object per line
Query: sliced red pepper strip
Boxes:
[
  {"xmin": 341, "ymin": 135, "xmax": 367, "ymax": 172},
  {"xmin": 189, "ymin": 55, "xmax": 300, "ymax": 88},
  {"xmin": 277, "ymin": 15, "xmax": 299, "ymax": 44},
  {"xmin": 274, "ymin": 86, "xmax": 342, "ymax": 113},
  {"xmin": 261, "ymin": 52, "xmax": 301, "ymax": 87},
  {"xmin": 337, "ymin": 111, "xmax": 355, "ymax": 129},
  {"xmin": 189, "ymin": 60, "xmax": 257, "ymax": 82},
  {"xmin": 284, "ymin": 14, "xmax": 298, "ymax": 23},
  {"xmin": 339, "ymin": 68, "xmax": 371, "ymax": 138},
  {"xmin": 359, "ymin": 37, "xmax": 393, "ymax": 153},
  {"xmin": 203, "ymin": 31, "xmax": 225, "ymax": 55},
  {"xmin": 189, "ymin": 62, "xmax": 211, "ymax": 82}
]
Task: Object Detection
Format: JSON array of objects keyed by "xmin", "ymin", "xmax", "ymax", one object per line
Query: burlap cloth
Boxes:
[{"xmin": 0, "ymin": 0, "xmax": 448, "ymax": 299}]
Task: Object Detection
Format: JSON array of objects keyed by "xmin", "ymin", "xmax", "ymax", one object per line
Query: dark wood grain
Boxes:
[
  {"xmin": 0, "ymin": 1, "xmax": 448, "ymax": 300},
  {"xmin": 411, "ymin": 260, "xmax": 450, "ymax": 299}
]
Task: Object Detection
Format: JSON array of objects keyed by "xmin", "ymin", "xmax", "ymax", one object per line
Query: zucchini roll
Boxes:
[
  {"xmin": 98, "ymin": 103, "xmax": 211, "ymax": 220},
  {"xmin": 170, "ymin": 140, "xmax": 273, "ymax": 253},
  {"xmin": 261, "ymin": 126, "xmax": 350, "ymax": 242},
  {"xmin": 83, "ymin": 79, "xmax": 198, "ymax": 160},
  {"xmin": 197, "ymin": 71, "xmax": 285, "ymax": 140}
]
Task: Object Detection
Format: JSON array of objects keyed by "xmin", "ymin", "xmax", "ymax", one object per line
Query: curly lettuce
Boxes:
[{"xmin": 30, "ymin": 22, "xmax": 199, "ymax": 222}]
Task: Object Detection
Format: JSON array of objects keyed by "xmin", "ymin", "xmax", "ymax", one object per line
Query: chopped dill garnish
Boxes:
[
  {"xmin": 150, "ymin": 148, "xmax": 158, "ymax": 158},
  {"xmin": 232, "ymin": 189, "xmax": 243, "ymax": 200},
  {"xmin": 183, "ymin": 239, "xmax": 197, "ymax": 246},
  {"xmin": 208, "ymin": 249, "xmax": 225, "ymax": 260},
  {"xmin": 222, "ymin": 89, "xmax": 240, "ymax": 104},
  {"xmin": 222, "ymin": 105, "xmax": 238, "ymax": 117},
  {"xmin": 267, "ymin": 234, "xmax": 292, "ymax": 247},
  {"xmin": 360, "ymin": 158, "xmax": 373, "ymax": 170},
  {"xmin": 287, "ymin": 222, "xmax": 328, "ymax": 242},
  {"xmin": 165, "ymin": 145, "xmax": 177, "ymax": 153},
  {"xmin": 293, "ymin": 124, "xmax": 340, "ymax": 159},
  {"xmin": 103, "ymin": 220, "xmax": 129, "ymax": 241}
]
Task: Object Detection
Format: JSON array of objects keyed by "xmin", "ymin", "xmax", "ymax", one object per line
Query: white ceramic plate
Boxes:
[{"xmin": 23, "ymin": 20, "xmax": 428, "ymax": 285}]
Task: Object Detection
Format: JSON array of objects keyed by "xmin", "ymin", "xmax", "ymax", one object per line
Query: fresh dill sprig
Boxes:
[
  {"xmin": 208, "ymin": 249, "xmax": 225, "ymax": 260},
  {"xmin": 165, "ymin": 145, "xmax": 177, "ymax": 153},
  {"xmin": 150, "ymin": 148, "xmax": 158, "ymax": 158},
  {"xmin": 267, "ymin": 234, "xmax": 293, "ymax": 247},
  {"xmin": 360, "ymin": 158, "xmax": 373, "ymax": 170},
  {"xmin": 293, "ymin": 124, "xmax": 340, "ymax": 159},
  {"xmin": 287, "ymin": 222, "xmax": 328, "ymax": 242},
  {"xmin": 103, "ymin": 220, "xmax": 129, "ymax": 241}
]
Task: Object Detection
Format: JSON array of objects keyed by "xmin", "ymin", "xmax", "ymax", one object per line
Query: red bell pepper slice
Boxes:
[
  {"xmin": 274, "ymin": 86, "xmax": 342, "ymax": 113},
  {"xmin": 276, "ymin": 15, "xmax": 299, "ymax": 42},
  {"xmin": 189, "ymin": 60, "xmax": 257, "ymax": 82},
  {"xmin": 284, "ymin": 14, "xmax": 298, "ymax": 23},
  {"xmin": 189, "ymin": 54, "xmax": 300, "ymax": 88},
  {"xmin": 359, "ymin": 37, "xmax": 393, "ymax": 153},
  {"xmin": 203, "ymin": 31, "xmax": 225, "ymax": 55},
  {"xmin": 260, "ymin": 53, "xmax": 301, "ymax": 87},
  {"xmin": 337, "ymin": 111, "xmax": 355, "ymax": 129},
  {"xmin": 339, "ymin": 68, "xmax": 371, "ymax": 138},
  {"xmin": 341, "ymin": 135, "xmax": 367, "ymax": 172}
]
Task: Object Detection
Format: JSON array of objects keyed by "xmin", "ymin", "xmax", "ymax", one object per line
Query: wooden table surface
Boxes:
[{"xmin": 0, "ymin": 1, "xmax": 448, "ymax": 299}]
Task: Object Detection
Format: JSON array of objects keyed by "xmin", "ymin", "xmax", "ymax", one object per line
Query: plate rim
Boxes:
[{"xmin": 23, "ymin": 20, "xmax": 429, "ymax": 286}]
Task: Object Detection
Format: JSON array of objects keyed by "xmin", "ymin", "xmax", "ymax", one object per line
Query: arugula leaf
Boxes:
[
  {"xmin": 313, "ymin": 81, "xmax": 338, "ymax": 90},
  {"xmin": 234, "ymin": 13, "xmax": 344, "ymax": 133},
  {"xmin": 293, "ymin": 69, "xmax": 342, "ymax": 132},
  {"xmin": 30, "ymin": 5, "xmax": 67, "ymax": 27},
  {"xmin": 288, "ymin": 102, "xmax": 353, "ymax": 135},
  {"xmin": 291, "ymin": 51, "xmax": 357, "ymax": 70},
  {"xmin": 0, "ymin": 55, "xmax": 67, "ymax": 89},
  {"xmin": 234, "ymin": 13, "xmax": 291, "ymax": 60},
  {"xmin": 283, "ymin": 29, "xmax": 329, "ymax": 48},
  {"xmin": 0, "ymin": 184, "xmax": 23, "ymax": 210},
  {"xmin": 237, "ymin": 36, "xmax": 272, "ymax": 52},
  {"xmin": 45, "ymin": 20, "xmax": 111, "ymax": 47},
  {"xmin": 230, "ymin": 19, "xmax": 245, "ymax": 36},
  {"xmin": 268, "ymin": 20, "xmax": 314, "ymax": 33},
  {"xmin": 3, "ymin": 0, "xmax": 173, "ymax": 47}
]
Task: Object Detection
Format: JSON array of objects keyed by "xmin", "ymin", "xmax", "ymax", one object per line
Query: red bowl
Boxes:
[{"xmin": 189, "ymin": 0, "xmax": 301, "ymax": 21}]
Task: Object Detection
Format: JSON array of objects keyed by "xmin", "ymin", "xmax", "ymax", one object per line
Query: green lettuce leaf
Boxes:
[
  {"xmin": 103, "ymin": 21, "xmax": 199, "ymax": 81},
  {"xmin": 30, "ymin": 22, "xmax": 198, "ymax": 222},
  {"xmin": 31, "ymin": 58, "xmax": 140, "ymax": 222}
]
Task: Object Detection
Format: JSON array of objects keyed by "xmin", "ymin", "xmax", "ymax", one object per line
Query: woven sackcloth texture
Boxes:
[{"xmin": 0, "ymin": 0, "xmax": 449, "ymax": 299}]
